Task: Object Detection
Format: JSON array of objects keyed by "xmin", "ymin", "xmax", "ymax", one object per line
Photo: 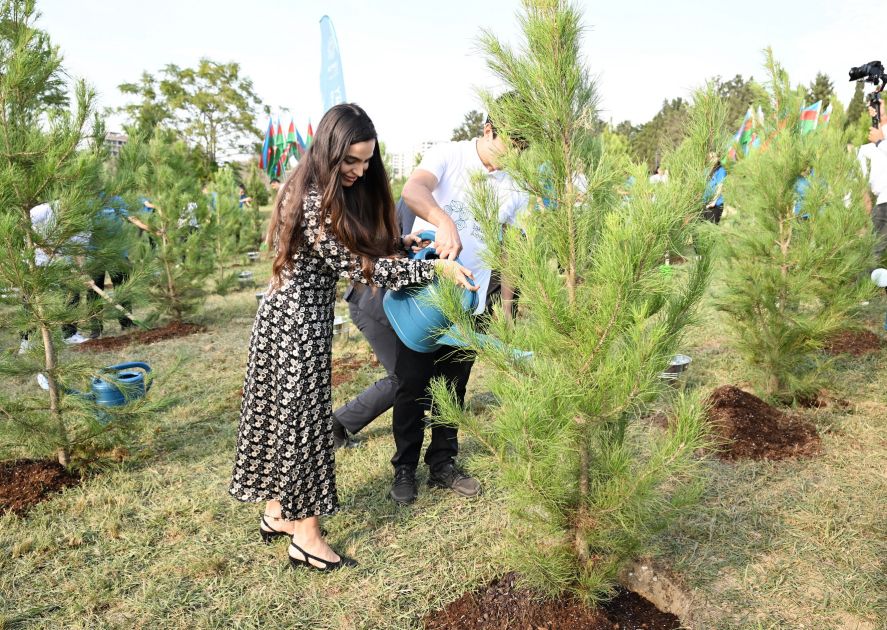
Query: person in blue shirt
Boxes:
[
  {"xmin": 86, "ymin": 195, "xmax": 150, "ymax": 337},
  {"xmin": 703, "ymin": 155, "xmax": 727, "ymax": 224}
]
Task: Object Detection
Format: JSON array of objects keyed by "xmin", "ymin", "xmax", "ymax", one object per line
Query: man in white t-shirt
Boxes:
[
  {"xmin": 388, "ymin": 113, "xmax": 528, "ymax": 504},
  {"xmin": 858, "ymin": 100, "xmax": 887, "ymax": 264}
]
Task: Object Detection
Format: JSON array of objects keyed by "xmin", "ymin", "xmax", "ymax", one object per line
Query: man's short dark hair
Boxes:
[
  {"xmin": 485, "ymin": 91, "xmax": 528, "ymax": 150},
  {"xmin": 270, "ymin": 177, "xmax": 281, "ymax": 184}
]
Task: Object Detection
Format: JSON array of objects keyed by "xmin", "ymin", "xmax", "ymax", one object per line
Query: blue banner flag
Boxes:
[{"xmin": 319, "ymin": 16, "xmax": 346, "ymax": 113}]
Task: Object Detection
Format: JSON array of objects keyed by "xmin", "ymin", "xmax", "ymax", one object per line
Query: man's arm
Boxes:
[{"xmin": 401, "ymin": 169, "xmax": 462, "ymax": 260}]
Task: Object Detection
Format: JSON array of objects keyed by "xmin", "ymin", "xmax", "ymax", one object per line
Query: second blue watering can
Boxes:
[{"xmin": 68, "ymin": 362, "xmax": 152, "ymax": 422}]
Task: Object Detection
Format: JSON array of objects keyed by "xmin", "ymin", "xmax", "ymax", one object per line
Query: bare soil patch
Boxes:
[
  {"xmin": 423, "ymin": 572, "xmax": 681, "ymax": 630},
  {"xmin": 332, "ymin": 354, "xmax": 366, "ymax": 387},
  {"xmin": 823, "ymin": 329, "xmax": 883, "ymax": 356},
  {"xmin": 73, "ymin": 321, "xmax": 206, "ymax": 352},
  {"xmin": 0, "ymin": 459, "xmax": 80, "ymax": 515},
  {"xmin": 706, "ymin": 385, "xmax": 820, "ymax": 461}
]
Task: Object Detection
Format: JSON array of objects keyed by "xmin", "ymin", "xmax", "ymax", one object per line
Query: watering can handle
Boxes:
[{"xmin": 104, "ymin": 362, "xmax": 153, "ymax": 393}]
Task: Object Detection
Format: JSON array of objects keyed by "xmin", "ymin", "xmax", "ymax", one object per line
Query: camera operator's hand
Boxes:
[{"xmin": 868, "ymin": 125, "xmax": 885, "ymax": 144}]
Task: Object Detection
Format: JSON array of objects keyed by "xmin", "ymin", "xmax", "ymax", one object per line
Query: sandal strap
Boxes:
[
  {"xmin": 261, "ymin": 515, "xmax": 284, "ymax": 533},
  {"xmin": 289, "ymin": 540, "xmax": 333, "ymax": 568}
]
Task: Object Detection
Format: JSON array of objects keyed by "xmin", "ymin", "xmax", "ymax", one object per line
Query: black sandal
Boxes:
[
  {"xmin": 259, "ymin": 514, "xmax": 290, "ymax": 544},
  {"xmin": 288, "ymin": 539, "xmax": 358, "ymax": 571}
]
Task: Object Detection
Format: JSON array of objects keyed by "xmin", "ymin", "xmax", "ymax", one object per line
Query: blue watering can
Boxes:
[
  {"xmin": 383, "ymin": 231, "xmax": 531, "ymax": 361},
  {"xmin": 68, "ymin": 362, "xmax": 152, "ymax": 423}
]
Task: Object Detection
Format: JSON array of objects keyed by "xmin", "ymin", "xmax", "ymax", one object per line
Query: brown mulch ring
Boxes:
[
  {"xmin": 423, "ymin": 573, "xmax": 681, "ymax": 630},
  {"xmin": 73, "ymin": 321, "xmax": 206, "ymax": 352},
  {"xmin": 823, "ymin": 329, "xmax": 884, "ymax": 356},
  {"xmin": 332, "ymin": 354, "xmax": 367, "ymax": 387},
  {"xmin": 706, "ymin": 385, "xmax": 820, "ymax": 461},
  {"xmin": 0, "ymin": 459, "xmax": 80, "ymax": 516}
]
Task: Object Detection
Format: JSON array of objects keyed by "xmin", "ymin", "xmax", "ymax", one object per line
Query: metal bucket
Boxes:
[
  {"xmin": 238, "ymin": 271, "xmax": 254, "ymax": 288},
  {"xmin": 660, "ymin": 354, "xmax": 691, "ymax": 381}
]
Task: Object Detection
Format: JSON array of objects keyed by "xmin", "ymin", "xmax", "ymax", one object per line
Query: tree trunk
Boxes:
[
  {"xmin": 573, "ymin": 415, "xmax": 590, "ymax": 566},
  {"xmin": 40, "ymin": 323, "xmax": 70, "ymax": 467}
]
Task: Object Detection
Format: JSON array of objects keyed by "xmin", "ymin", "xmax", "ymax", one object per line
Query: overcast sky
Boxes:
[{"xmin": 39, "ymin": 0, "xmax": 887, "ymax": 155}]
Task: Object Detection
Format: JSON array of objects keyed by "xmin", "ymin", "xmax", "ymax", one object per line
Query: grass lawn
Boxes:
[{"xmin": 1, "ymin": 253, "xmax": 885, "ymax": 629}]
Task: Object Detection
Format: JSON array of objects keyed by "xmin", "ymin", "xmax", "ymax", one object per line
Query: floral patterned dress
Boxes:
[{"xmin": 229, "ymin": 190, "xmax": 435, "ymax": 520}]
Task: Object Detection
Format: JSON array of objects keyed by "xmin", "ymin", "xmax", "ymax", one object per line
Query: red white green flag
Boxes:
[{"xmin": 799, "ymin": 101, "xmax": 822, "ymax": 135}]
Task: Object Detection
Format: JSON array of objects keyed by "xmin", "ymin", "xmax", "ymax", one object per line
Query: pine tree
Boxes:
[
  {"xmin": 429, "ymin": 0, "xmax": 724, "ymax": 601},
  {"xmin": 123, "ymin": 129, "xmax": 214, "ymax": 322},
  {"xmin": 208, "ymin": 165, "xmax": 251, "ymax": 294},
  {"xmin": 806, "ymin": 71, "xmax": 834, "ymax": 108},
  {"xmin": 845, "ymin": 81, "xmax": 866, "ymax": 130},
  {"xmin": 0, "ymin": 0, "xmax": 139, "ymax": 465},
  {"xmin": 717, "ymin": 50, "xmax": 876, "ymax": 402}
]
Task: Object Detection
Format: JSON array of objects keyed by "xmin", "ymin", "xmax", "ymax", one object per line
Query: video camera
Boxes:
[{"xmin": 849, "ymin": 61, "xmax": 887, "ymax": 127}]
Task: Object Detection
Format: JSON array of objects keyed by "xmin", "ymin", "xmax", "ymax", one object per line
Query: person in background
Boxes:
[
  {"xmin": 860, "ymin": 101, "xmax": 887, "ymax": 265},
  {"xmin": 703, "ymin": 154, "xmax": 727, "ymax": 224}
]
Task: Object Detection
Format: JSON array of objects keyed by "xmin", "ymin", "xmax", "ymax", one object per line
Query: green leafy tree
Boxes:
[
  {"xmin": 714, "ymin": 73, "xmax": 757, "ymax": 131},
  {"xmin": 430, "ymin": 0, "xmax": 723, "ymax": 601},
  {"xmin": 207, "ymin": 165, "xmax": 258, "ymax": 293},
  {"xmin": 0, "ymin": 0, "xmax": 145, "ymax": 466},
  {"xmin": 806, "ymin": 71, "xmax": 834, "ymax": 108},
  {"xmin": 629, "ymin": 97, "xmax": 691, "ymax": 170},
  {"xmin": 117, "ymin": 59, "xmax": 263, "ymax": 173},
  {"xmin": 451, "ymin": 109, "xmax": 485, "ymax": 141},
  {"xmin": 717, "ymin": 51, "xmax": 876, "ymax": 402},
  {"xmin": 123, "ymin": 130, "xmax": 215, "ymax": 322}
]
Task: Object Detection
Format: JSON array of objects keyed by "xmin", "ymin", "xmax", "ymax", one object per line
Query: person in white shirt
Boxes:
[
  {"xmin": 858, "ymin": 101, "xmax": 887, "ymax": 263},
  {"xmin": 28, "ymin": 202, "xmax": 91, "ymax": 344},
  {"xmin": 388, "ymin": 110, "xmax": 528, "ymax": 504}
]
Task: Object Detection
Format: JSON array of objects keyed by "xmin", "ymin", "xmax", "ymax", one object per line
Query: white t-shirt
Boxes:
[
  {"xmin": 857, "ymin": 143, "xmax": 887, "ymax": 205},
  {"xmin": 411, "ymin": 140, "xmax": 528, "ymax": 314},
  {"xmin": 30, "ymin": 202, "xmax": 89, "ymax": 266}
]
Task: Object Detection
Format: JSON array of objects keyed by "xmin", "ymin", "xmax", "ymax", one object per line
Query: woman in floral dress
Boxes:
[{"xmin": 229, "ymin": 103, "xmax": 475, "ymax": 571}]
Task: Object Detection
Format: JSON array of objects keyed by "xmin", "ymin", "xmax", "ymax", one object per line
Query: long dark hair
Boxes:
[{"xmin": 268, "ymin": 103, "xmax": 399, "ymax": 285}]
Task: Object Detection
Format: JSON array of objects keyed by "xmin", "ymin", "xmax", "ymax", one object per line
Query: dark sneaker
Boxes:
[
  {"xmin": 428, "ymin": 462, "xmax": 481, "ymax": 498},
  {"xmin": 331, "ymin": 414, "xmax": 359, "ymax": 451},
  {"xmin": 390, "ymin": 465, "xmax": 418, "ymax": 505}
]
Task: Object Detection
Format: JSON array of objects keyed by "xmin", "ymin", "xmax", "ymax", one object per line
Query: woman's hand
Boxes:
[
  {"xmin": 433, "ymin": 259, "xmax": 478, "ymax": 291},
  {"xmin": 401, "ymin": 231, "xmax": 433, "ymax": 253}
]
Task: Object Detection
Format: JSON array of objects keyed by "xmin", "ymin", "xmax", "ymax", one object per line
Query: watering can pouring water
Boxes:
[{"xmin": 383, "ymin": 231, "xmax": 531, "ymax": 360}]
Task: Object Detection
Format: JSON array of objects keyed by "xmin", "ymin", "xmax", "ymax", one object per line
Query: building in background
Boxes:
[
  {"xmin": 104, "ymin": 132, "xmax": 128, "ymax": 159},
  {"xmin": 388, "ymin": 141, "xmax": 446, "ymax": 181}
]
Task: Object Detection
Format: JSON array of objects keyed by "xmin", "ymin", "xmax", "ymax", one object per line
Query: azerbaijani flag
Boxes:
[
  {"xmin": 265, "ymin": 120, "xmax": 277, "ymax": 177},
  {"xmin": 799, "ymin": 101, "xmax": 822, "ymax": 135},
  {"xmin": 819, "ymin": 103, "xmax": 833, "ymax": 127},
  {"xmin": 280, "ymin": 118, "xmax": 297, "ymax": 171},
  {"xmin": 270, "ymin": 119, "xmax": 286, "ymax": 176},
  {"xmin": 259, "ymin": 118, "xmax": 273, "ymax": 171},
  {"xmin": 295, "ymin": 128, "xmax": 308, "ymax": 156},
  {"xmin": 306, "ymin": 121, "xmax": 314, "ymax": 146},
  {"xmin": 735, "ymin": 107, "xmax": 754, "ymax": 154}
]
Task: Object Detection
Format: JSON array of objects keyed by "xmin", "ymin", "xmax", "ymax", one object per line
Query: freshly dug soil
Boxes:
[
  {"xmin": 0, "ymin": 459, "xmax": 80, "ymax": 515},
  {"xmin": 706, "ymin": 385, "xmax": 820, "ymax": 461},
  {"xmin": 423, "ymin": 573, "xmax": 681, "ymax": 630},
  {"xmin": 74, "ymin": 321, "xmax": 206, "ymax": 352},
  {"xmin": 332, "ymin": 355, "xmax": 366, "ymax": 387},
  {"xmin": 823, "ymin": 329, "xmax": 883, "ymax": 356}
]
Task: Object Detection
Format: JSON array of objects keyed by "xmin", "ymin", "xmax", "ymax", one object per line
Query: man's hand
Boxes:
[
  {"xmin": 868, "ymin": 125, "xmax": 885, "ymax": 144},
  {"xmin": 433, "ymin": 216, "xmax": 463, "ymax": 260}
]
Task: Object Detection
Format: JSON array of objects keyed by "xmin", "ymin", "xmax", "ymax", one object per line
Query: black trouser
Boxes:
[
  {"xmin": 873, "ymin": 202, "xmax": 887, "ymax": 264},
  {"xmin": 702, "ymin": 204, "xmax": 724, "ymax": 224},
  {"xmin": 88, "ymin": 267, "xmax": 134, "ymax": 334},
  {"xmin": 333, "ymin": 284, "xmax": 399, "ymax": 434},
  {"xmin": 391, "ymin": 337, "xmax": 474, "ymax": 471}
]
